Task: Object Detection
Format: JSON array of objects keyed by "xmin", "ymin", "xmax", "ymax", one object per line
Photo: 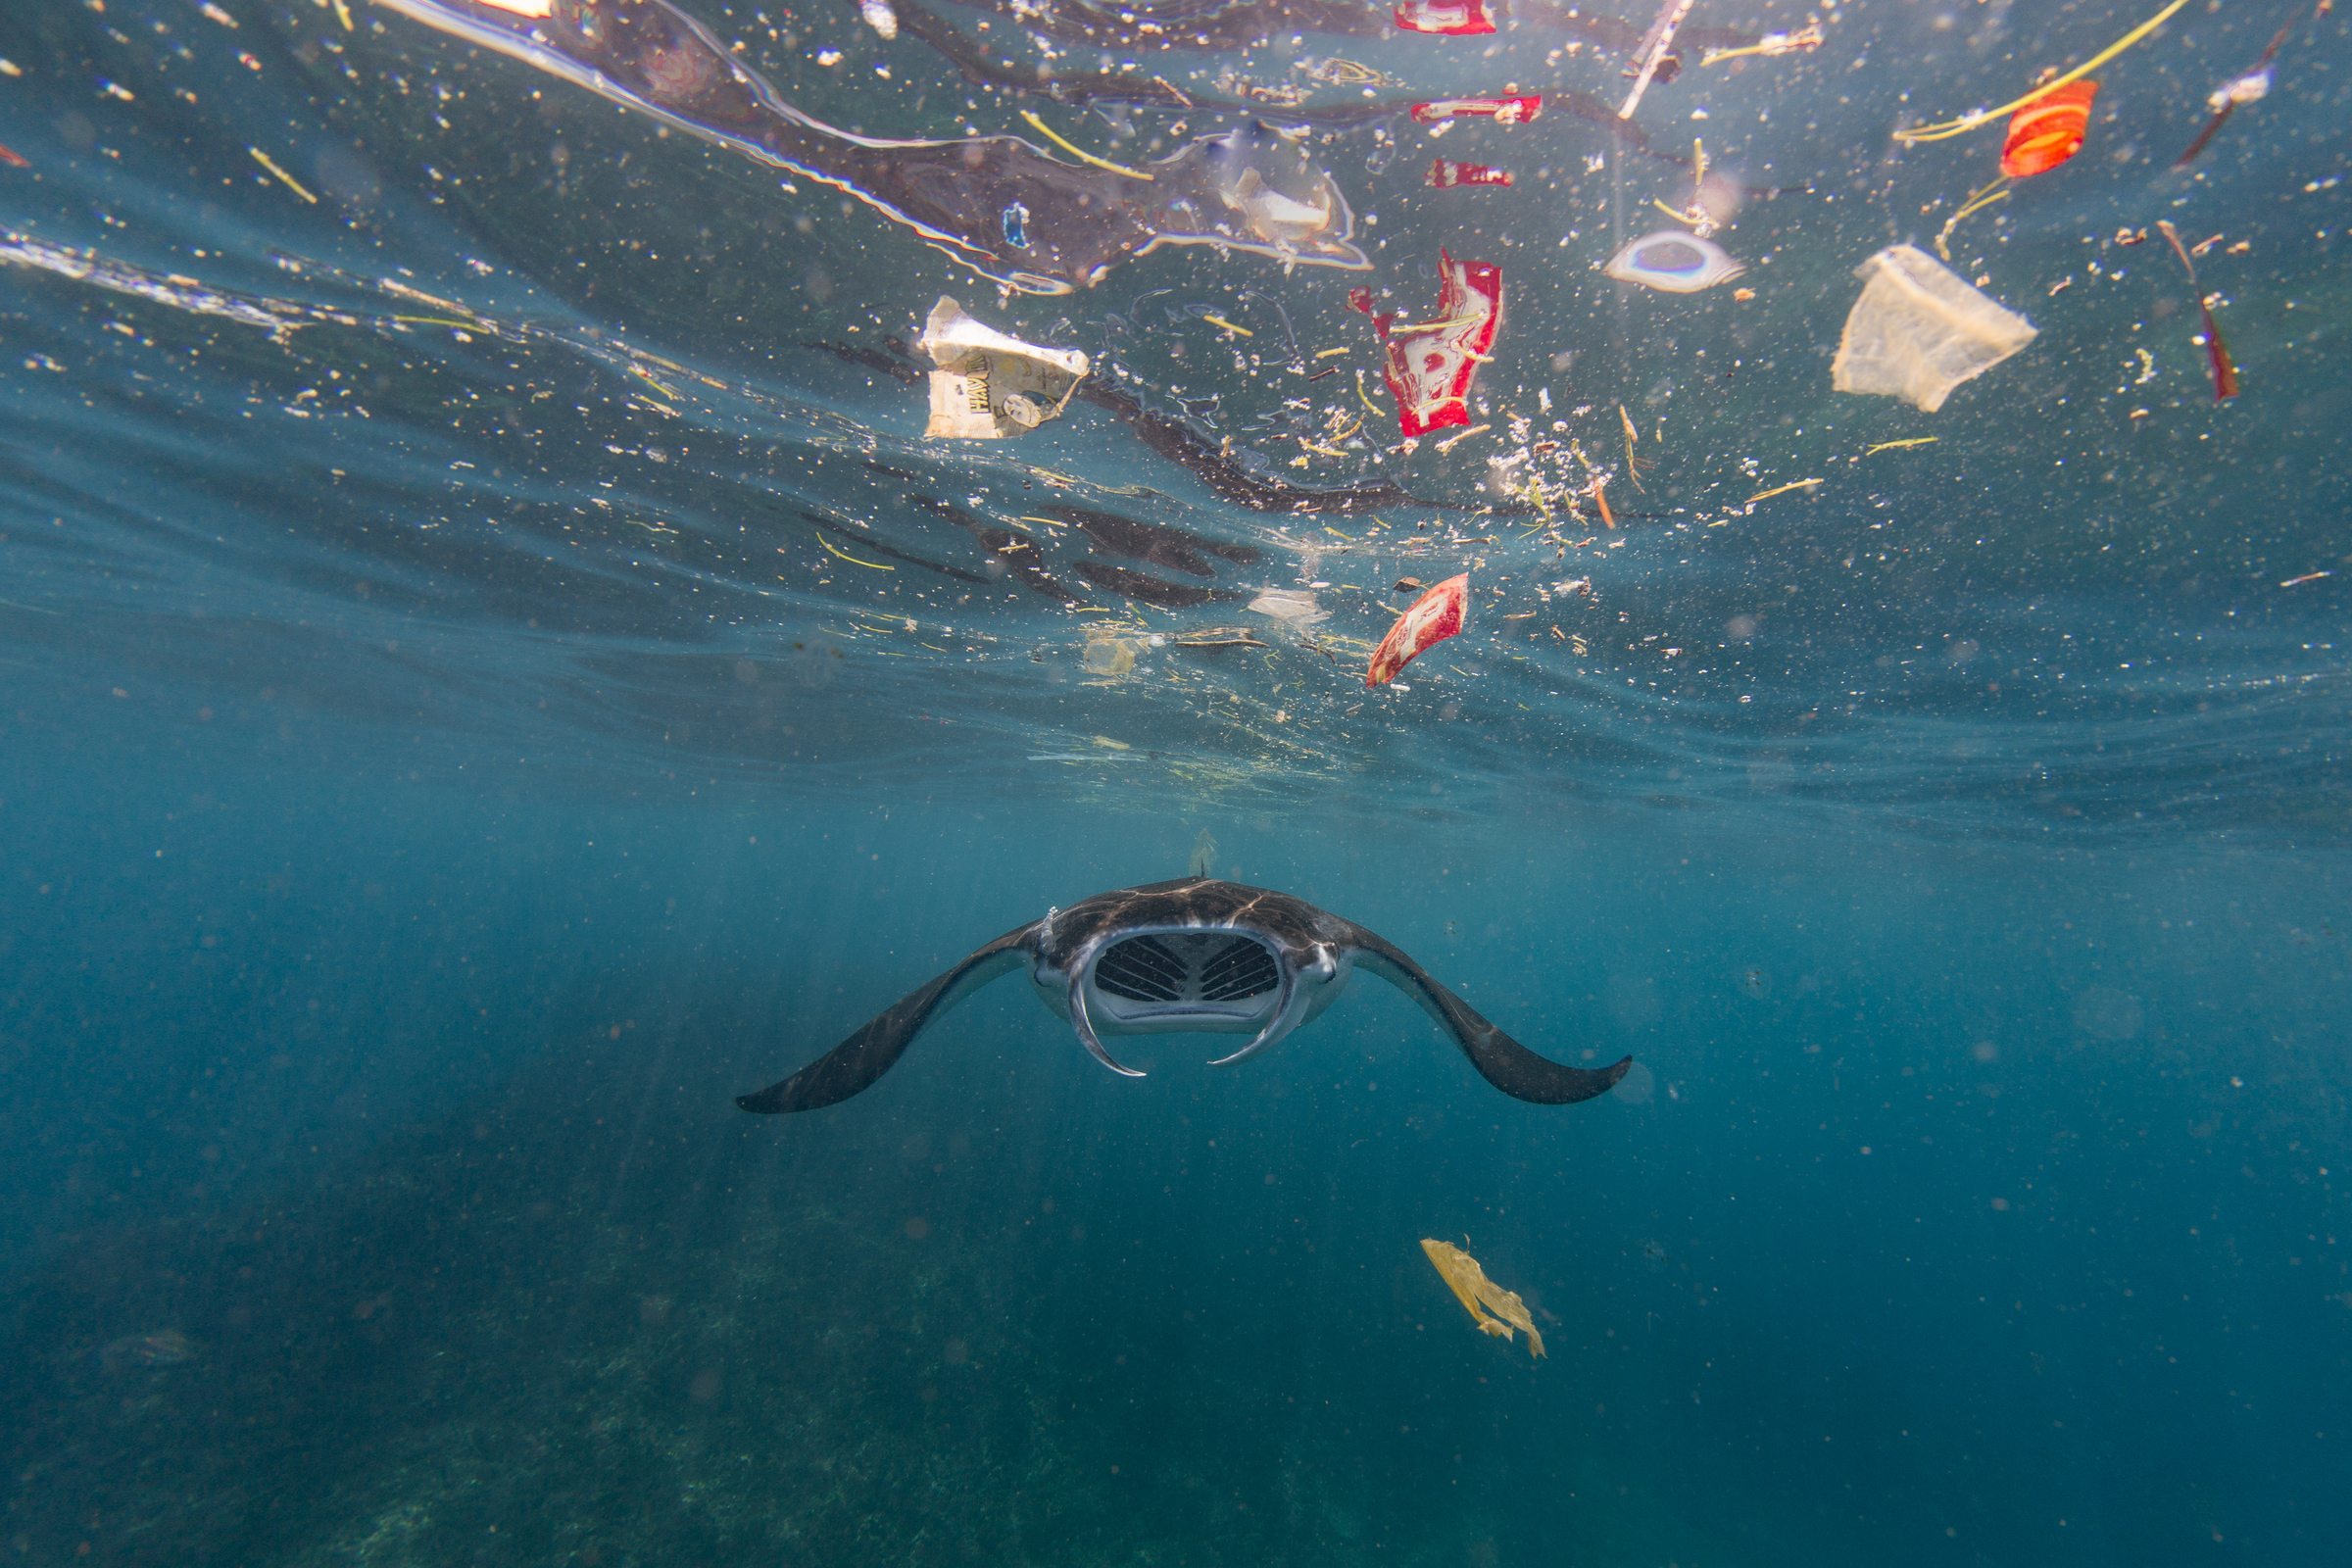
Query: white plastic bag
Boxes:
[{"xmin": 1831, "ymin": 246, "xmax": 2036, "ymax": 413}]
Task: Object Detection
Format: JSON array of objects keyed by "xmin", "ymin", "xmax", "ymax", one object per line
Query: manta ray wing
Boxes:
[
  {"xmin": 1342, "ymin": 924, "xmax": 1631, "ymax": 1104},
  {"xmin": 735, "ymin": 880, "xmax": 1631, "ymax": 1112},
  {"xmin": 734, "ymin": 923, "xmax": 1035, "ymax": 1113}
]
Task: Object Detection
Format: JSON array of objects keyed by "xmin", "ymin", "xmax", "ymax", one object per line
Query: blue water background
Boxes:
[
  {"xmin": 4, "ymin": 0, "xmax": 2350, "ymax": 1562},
  {"xmin": 5, "ymin": 766, "xmax": 2346, "ymax": 1564}
]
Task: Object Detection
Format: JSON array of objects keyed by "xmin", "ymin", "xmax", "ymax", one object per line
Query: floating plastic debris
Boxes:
[
  {"xmin": 915, "ymin": 297, "xmax": 1089, "ymax": 439},
  {"xmin": 1248, "ymin": 589, "xmax": 1329, "ymax": 626},
  {"xmin": 1999, "ymin": 80, "xmax": 2099, "ymax": 176},
  {"xmin": 1895, "ymin": 0, "xmax": 2188, "ymax": 148},
  {"xmin": 1420, "ymin": 1239, "xmax": 1545, "ymax": 1360},
  {"xmin": 1081, "ymin": 626, "xmax": 1144, "ymax": 675},
  {"xmin": 1217, "ymin": 165, "xmax": 1343, "ymax": 252},
  {"xmin": 374, "ymin": 0, "xmax": 1369, "ymax": 294},
  {"xmin": 1367, "ymin": 574, "xmax": 1467, "ymax": 689},
  {"xmin": 1410, "ymin": 96, "xmax": 1543, "ymax": 126},
  {"xmin": 1427, "ymin": 158, "xmax": 1514, "ymax": 189},
  {"xmin": 1170, "ymin": 626, "xmax": 1272, "ymax": 652},
  {"xmin": 1394, "ymin": 0, "xmax": 1495, "ymax": 36},
  {"xmin": 2176, "ymin": 0, "xmax": 2325, "ymax": 167},
  {"xmin": 1602, "ymin": 230, "xmax": 1745, "ymax": 293},
  {"xmin": 1296, "ymin": 57, "xmax": 1398, "ymax": 88},
  {"xmin": 1348, "ymin": 252, "xmax": 1502, "ymax": 438},
  {"xmin": 1618, "ymin": 0, "xmax": 1695, "ymax": 119},
  {"xmin": 859, "ymin": 0, "xmax": 898, "ymax": 39},
  {"xmin": 1701, "ymin": 24, "xmax": 1823, "ymax": 66},
  {"xmin": 1830, "ymin": 246, "xmax": 2035, "ymax": 414}
]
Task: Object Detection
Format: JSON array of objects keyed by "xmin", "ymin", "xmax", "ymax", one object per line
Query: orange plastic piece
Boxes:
[{"xmin": 2000, "ymin": 80, "xmax": 2099, "ymax": 176}]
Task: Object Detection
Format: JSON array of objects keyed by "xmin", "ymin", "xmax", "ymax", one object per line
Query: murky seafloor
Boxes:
[{"xmin": 2, "ymin": 0, "xmax": 2349, "ymax": 1564}]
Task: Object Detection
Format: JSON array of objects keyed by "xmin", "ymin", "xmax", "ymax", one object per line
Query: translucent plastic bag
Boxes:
[{"xmin": 1831, "ymin": 246, "xmax": 2036, "ymax": 413}]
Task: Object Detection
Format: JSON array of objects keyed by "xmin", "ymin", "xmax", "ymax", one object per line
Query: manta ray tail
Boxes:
[
  {"xmin": 1348, "ymin": 933, "xmax": 1631, "ymax": 1104},
  {"xmin": 735, "ymin": 925, "xmax": 1033, "ymax": 1113}
]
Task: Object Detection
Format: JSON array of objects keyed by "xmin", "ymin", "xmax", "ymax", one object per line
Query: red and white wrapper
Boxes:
[
  {"xmin": 1427, "ymin": 158, "xmax": 1514, "ymax": 189},
  {"xmin": 1348, "ymin": 249, "xmax": 1503, "ymax": 440},
  {"xmin": 1366, "ymin": 574, "xmax": 1468, "ymax": 689},
  {"xmin": 1409, "ymin": 95, "xmax": 1543, "ymax": 125},
  {"xmin": 1393, "ymin": 0, "xmax": 1495, "ymax": 35}
]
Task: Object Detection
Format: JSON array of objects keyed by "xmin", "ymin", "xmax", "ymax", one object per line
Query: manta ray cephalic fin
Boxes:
[
  {"xmin": 1202, "ymin": 947, "xmax": 1310, "ymax": 1067},
  {"xmin": 1067, "ymin": 966, "xmax": 1149, "ymax": 1078}
]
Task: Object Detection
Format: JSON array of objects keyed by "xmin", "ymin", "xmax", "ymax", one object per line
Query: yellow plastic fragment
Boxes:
[
  {"xmin": 1745, "ymin": 477, "xmax": 1823, "ymax": 504},
  {"xmin": 1200, "ymin": 314, "xmax": 1253, "ymax": 337},
  {"xmin": 1934, "ymin": 175, "xmax": 2011, "ymax": 262},
  {"xmin": 1864, "ymin": 438, "xmax": 1939, "ymax": 456},
  {"xmin": 816, "ymin": 533, "xmax": 894, "ymax": 569},
  {"xmin": 379, "ymin": 279, "xmax": 475, "ymax": 317},
  {"xmin": 248, "ymin": 148, "xmax": 318, "ymax": 203},
  {"xmin": 1700, "ymin": 24, "xmax": 1822, "ymax": 66},
  {"xmin": 1420, "ymin": 1239, "xmax": 1545, "ymax": 1360},
  {"xmin": 1389, "ymin": 315, "xmax": 1488, "ymax": 335},
  {"xmin": 630, "ymin": 366, "xmax": 679, "ymax": 402},
  {"xmin": 1018, "ymin": 112, "xmax": 1154, "ymax": 179}
]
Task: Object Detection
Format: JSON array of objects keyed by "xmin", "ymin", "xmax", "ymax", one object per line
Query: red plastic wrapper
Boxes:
[
  {"xmin": 1409, "ymin": 95, "xmax": 1543, "ymax": 126},
  {"xmin": 1427, "ymin": 158, "xmax": 1514, "ymax": 189},
  {"xmin": 1367, "ymin": 574, "xmax": 1468, "ymax": 689},
  {"xmin": 1347, "ymin": 249, "xmax": 1503, "ymax": 439},
  {"xmin": 1393, "ymin": 0, "xmax": 1495, "ymax": 35}
]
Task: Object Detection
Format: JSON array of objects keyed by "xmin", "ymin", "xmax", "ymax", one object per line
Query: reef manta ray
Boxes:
[{"xmin": 737, "ymin": 878, "xmax": 1632, "ymax": 1113}]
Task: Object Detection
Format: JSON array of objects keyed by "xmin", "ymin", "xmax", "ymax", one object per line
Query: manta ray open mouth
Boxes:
[{"xmin": 1093, "ymin": 933, "xmax": 1281, "ymax": 1005}]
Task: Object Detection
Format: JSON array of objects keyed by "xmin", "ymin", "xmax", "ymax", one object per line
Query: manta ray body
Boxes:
[{"xmin": 737, "ymin": 878, "xmax": 1631, "ymax": 1113}]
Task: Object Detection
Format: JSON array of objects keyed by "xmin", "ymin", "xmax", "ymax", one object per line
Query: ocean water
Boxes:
[{"xmin": 3, "ymin": 0, "xmax": 2349, "ymax": 1563}]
